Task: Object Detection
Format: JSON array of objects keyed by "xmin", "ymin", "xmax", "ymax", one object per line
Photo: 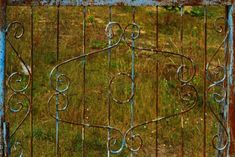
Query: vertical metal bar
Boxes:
[
  {"xmin": 107, "ymin": 5, "xmax": 112, "ymax": 157},
  {"xmin": 56, "ymin": 3, "xmax": 60, "ymax": 157},
  {"xmin": 82, "ymin": 5, "xmax": 86, "ymax": 157},
  {"xmin": 130, "ymin": 7, "xmax": 136, "ymax": 157},
  {"xmin": 155, "ymin": 5, "xmax": 159, "ymax": 157},
  {"xmin": 108, "ymin": 6, "xmax": 112, "ymax": 67},
  {"xmin": 3, "ymin": 122, "xmax": 9, "ymax": 156},
  {"xmin": 0, "ymin": 0, "xmax": 6, "ymax": 156},
  {"xmin": 30, "ymin": 5, "xmax": 34, "ymax": 157},
  {"xmin": 216, "ymin": 6, "xmax": 229, "ymax": 157},
  {"xmin": 224, "ymin": 6, "xmax": 229, "ymax": 157},
  {"xmin": 214, "ymin": 6, "xmax": 230, "ymax": 157},
  {"xmin": 228, "ymin": 5, "xmax": 235, "ymax": 157},
  {"xmin": 155, "ymin": 62, "xmax": 159, "ymax": 157},
  {"xmin": 180, "ymin": 6, "xmax": 184, "ymax": 157},
  {"xmin": 203, "ymin": 5, "xmax": 208, "ymax": 157}
]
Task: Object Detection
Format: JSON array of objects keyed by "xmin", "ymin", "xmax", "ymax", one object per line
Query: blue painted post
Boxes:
[
  {"xmin": 228, "ymin": 5, "xmax": 235, "ymax": 156},
  {"xmin": 0, "ymin": 0, "xmax": 6, "ymax": 156}
]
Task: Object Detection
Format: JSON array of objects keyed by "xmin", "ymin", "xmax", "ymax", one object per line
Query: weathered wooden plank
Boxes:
[{"xmin": 6, "ymin": 0, "xmax": 234, "ymax": 6}]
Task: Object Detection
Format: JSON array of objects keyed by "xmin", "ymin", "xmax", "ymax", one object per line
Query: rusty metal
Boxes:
[
  {"xmin": 56, "ymin": 4, "xmax": 60, "ymax": 157},
  {"xmin": 5, "ymin": 19, "xmax": 31, "ymax": 157},
  {"xmin": 155, "ymin": 6, "xmax": 159, "ymax": 157},
  {"xmin": 48, "ymin": 19, "xmax": 198, "ymax": 155},
  {"xmin": 207, "ymin": 16, "xmax": 229, "ymax": 152},
  {"xmin": 1, "ymin": 1, "xmax": 235, "ymax": 157},
  {"xmin": 180, "ymin": 6, "xmax": 184, "ymax": 157},
  {"xmin": 30, "ymin": 5, "xmax": 34, "ymax": 157},
  {"xmin": 203, "ymin": 6, "xmax": 208, "ymax": 157},
  {"xmin": 82, "ymin": 5, "xmax": 86, "ymax": 157}
]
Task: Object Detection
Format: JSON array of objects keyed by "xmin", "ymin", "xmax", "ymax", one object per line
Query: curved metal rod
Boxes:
[
  {"xmin": 6, "ymin": 22, "xmax": 31, "ymax": 93},
  {"xmin": 109, "ymin": 72, "xmax": 135, "ymax": 104},
  {"xmin": 108, "ymin": 131, "xmax": 126, "ymax": 154},
  {"xmin": 213, "ymin": 16, "xmax": 227, "ymax": 33},
  {"xmin": 12, "ymin": 141, "xmax": 24, "ymax": 157},
  {"xmin": 7, "ymin": 39, "xmax": 31, "ymax": 92},
  {"xmin": 48, "ymin": 22, "xmax": 198, "ymax": 153},
  {"xmin": 5, "ymin": 21, "xmax": 24, "ymax": 39},
  {"xmin": 207, "ymin": 91, "xmax": 228, "ymax": 151},
  {"xmin": 7, "ymin": 93, "xmax": 30, "ymax": 137},
  {"xmin": 122, "ymin": 23, "xmax": 196, "ymax": 83},
  {"xmin": 130, "ymin": 47, "xmax": 196, "ymax": 84},
  {"xmin": 49, "ymin": 22, "xmax": 123, "ymax": 93},
  {"xmin": 4, "ymin": 21, "xmax": 32, "ymax": 139},
  {"xmin": 47, "ymin": 92, "xmax": 125, "ymax": 153},
  {"xmin": 206, "ymin": 31, "xmax": 229, "ymax": 85},
  {"xmin": 123, "ymin": 84, "xmax": 198, "ymax": 152},
  {"xmin": 206, "ymin": 16, "xmax": 229, "ymax": 151},
  {"xmin": 50, "ymin": 22, "xmax": 196, "ymax": 91},
  {"xmin": 208, "ymin": 83, "xmax": 226, "ymax": 104},
  {"xmin": 123, "ymin": 23, "xmax": 140, "ymax": 41},
  {"xmin": 50, "ymin": 47, "xmax": 196, "ymax": 91}
]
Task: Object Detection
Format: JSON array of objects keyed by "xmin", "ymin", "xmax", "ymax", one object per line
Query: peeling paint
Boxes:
[{"xmin": 0, "ymin": 31, "xmax": 4, "ymax": 119}]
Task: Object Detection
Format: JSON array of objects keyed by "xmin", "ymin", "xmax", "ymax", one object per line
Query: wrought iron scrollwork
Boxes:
[
  {"xmin": 5, "ymin": 21, "xmax": 31, "ymax": 156},
  {"xmin": 109, "ymin": 72, "xmax": 135, "ymax": 104},
  {"xmin": 206, "ymin": 16, "xmax": 229, "ymax": 152},
  {"xmin": 48, "ymin": 21, "xmax": 198, "ymax": 154},
  {"xmin": 11, "ymin": 141, "xmax": 23, "ymax": 157}
]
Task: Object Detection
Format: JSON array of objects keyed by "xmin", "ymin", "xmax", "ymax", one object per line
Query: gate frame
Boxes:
[
  {"xmin": 1, "ymin": 0, "xmax": 235, "ymax": 156},
  {"xmin": 0, "ymin": 0, "xmax": 6, "ymax": 156}
]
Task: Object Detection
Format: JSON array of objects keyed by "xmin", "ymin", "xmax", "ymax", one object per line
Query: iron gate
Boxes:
[{"xmin": 0, "ymin": 0, "xmax": 234, "ymax": 156}]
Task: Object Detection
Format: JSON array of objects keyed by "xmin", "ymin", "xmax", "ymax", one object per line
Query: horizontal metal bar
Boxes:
[{"xmin": 7, "ymin": 0, "xmax": 233, "ymax": 6}]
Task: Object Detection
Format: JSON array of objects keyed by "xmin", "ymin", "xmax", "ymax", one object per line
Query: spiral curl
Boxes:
[
  {"xmin": 5, "ymin": 21, "xmax": 24, "ymax": 39},
  {"xmin": 123, "ymin": 23, "xmax": 140, "ymax": 41},
  {"xmin": 12, "ymin": 141, "xmax": 23, "ymax": 157},
  {"xmin": 5, "ymin": 21, "xmax": 32, "ymax": 140},
  {"xmin": 177, "ymin": 63, "xmax": 196, "ymax": 84},
  {"xmin": 7, "ymin": 72, "xmax": 30, "ymax": 93},
  {"xmin": 48, "ymin": 92, "xmax": 69, "ymax": 114},
  {"xmin": 48, "ymin": 21, "xmax": 199, "ymax": 154},
  {"xmin": 213, "ymin": 17, "xmax": 226, "ymax": 33},
  {"xmin": 123, "ymin": 84, "xmax": 198, "ymax": 152},
  {"xmin": 108, "ymin": 129, "xmax": 125, "ymax": 154},
  {"xmin": 125, "ymin": 133, "xmax": 143, "ymax": 152},
  {"xmin": 206, "ymin": 16, "xmax": 229, "ymax": 152},
  {"xmin": 109, "ymin": 72, "xmax": 135, "ymax": 104},
  {"xmin": 7, "ymin": 93, "xmax": 30, "ymax": 137},
  {"xmin": 50, "ymin": 73, "xmax": 71, "ymax": 93}
]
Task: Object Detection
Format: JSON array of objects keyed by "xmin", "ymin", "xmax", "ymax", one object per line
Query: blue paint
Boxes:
[
  {"xmin": 0, "ymin": 31, "xmax": 5, "ymax": 118},
  {"xmin": 130, "ymin": 25, "xmax": 135, "ymax": 157},
  {"xmin": 3, "ymin": 122, "xmax": 10, "ymax": 155},
  {"xmin": 227, "ymin": 5, "xmax": 233, "ymax": 156},
  {"xmin": 228, "ymin": 5, "xmax": 233, "ymax": 86}
]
